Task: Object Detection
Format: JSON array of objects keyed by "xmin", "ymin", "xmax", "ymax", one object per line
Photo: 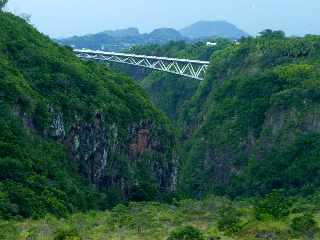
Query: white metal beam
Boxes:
[{"xmin": 74, "ymin": 49, "xmax": 210, "ymax": 80}]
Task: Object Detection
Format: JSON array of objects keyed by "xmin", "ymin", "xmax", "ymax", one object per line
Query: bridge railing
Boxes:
[{"xmin": 74, "ymin": 49, "xmax": 210, "ymax": 80}]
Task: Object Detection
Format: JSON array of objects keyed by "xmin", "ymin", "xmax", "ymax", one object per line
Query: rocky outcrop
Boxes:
[
  {"xmin": 64, "ymin": 112, "xmax": 108, "ymax": 185},
  {"xmin": 13, "ymin": 102, "xmax": 177, "ymax": 199},
  {"xmin": 47, "ymin": 110, "xmax": 177, "ymax": 198},
  {"xmin": 49, "ymin": 109, "xmax": 66, "ymax": 139}
]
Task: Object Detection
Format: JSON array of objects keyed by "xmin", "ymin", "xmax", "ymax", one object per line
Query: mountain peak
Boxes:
[{"xmin": 180, "ymin": 20, "xmax": 249, "ymax": 39}]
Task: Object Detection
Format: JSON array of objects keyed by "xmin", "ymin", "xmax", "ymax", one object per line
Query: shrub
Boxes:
[
  {"xmin": 291, "ymin": 214, "xmax": 319, "ymax": 238},
  {"xmin": 255, "ymin": 190, "xmax": 290, "ymax": 219},
  {"xmin": 167, "ymin": 226, "xmax": 205, "ymax": 240},
  {"xmin": 110, "ymin": 204, "xmax": 133, "ymax": 229},
  {"xmin": 0, "ymin": 221, "xmax": 19, "ymax": 239},
  {"xmin": 54, "ymin": 228, "xmax": 81, "ymax": 240},
  {"xmin": 129, "ymin": 182, "xmax": 157, "ymax": 202},
  {"xmin": 217, "ymin": 204, "xmax": 242, "ymax": 234}
]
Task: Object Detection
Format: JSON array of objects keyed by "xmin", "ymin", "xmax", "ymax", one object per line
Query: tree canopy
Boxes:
[{"xmin": 0, "ymin": 0, "xmax": 8, "ymax": 10}]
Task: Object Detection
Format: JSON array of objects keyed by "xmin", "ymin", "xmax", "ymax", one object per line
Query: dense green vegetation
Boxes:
[
  {"xmin": 124, "ymin": 30, "xmax": 320, "ymax": 205},
  {"xmin": 128, "ymin": 40, "xmax": 227, "ymax": 60},
  {"xmin": 0, "ymin": 12, "xmax": 175, "ymax": 219},
  {"xmin": 2, "ymin": 6, "xmax": 320, "ymax": 240},
  {"xmin": 0, "ymin": 12, "xmax": 105, "ymax": 219},
  {"xmin": 2, "ymin": 195, "xmax": 320, "ymax": 240},
  {"xmin": 180, "ymin": 30, "xmax": 320, "ymax": 199},
  {"xmin": 0, "ymin": 104, "xmax": 104, "ymax": 219},
  {"xmin": 103, "ymin": 29, "xmax": 320, "ymax": 227}
]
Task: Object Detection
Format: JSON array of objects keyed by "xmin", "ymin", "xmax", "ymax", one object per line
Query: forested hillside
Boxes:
[
  {"xmin": 120, "ymin": 31, "xmax": 320, "ymax": 200},
  {"xmin": 180, "ymin": 31, "xmax": 320, "ymax": 198},
  {"xmin": 2, "ymin": 7, "xmax": 320, "ymax": 240},
  {"xmin": 0, "ymin": 12, "xmax": 177, "ymax": 219}
]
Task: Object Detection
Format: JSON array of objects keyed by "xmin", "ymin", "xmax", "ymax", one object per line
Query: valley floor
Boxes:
[{"xmin": 1, "ymin": 196, "xmax": 319, "ymax": 240}]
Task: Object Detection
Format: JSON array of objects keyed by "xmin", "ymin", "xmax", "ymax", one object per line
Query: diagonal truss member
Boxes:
[{"xmin": 74, "ymin": 49, "xmax": 210, "ymax": 80}]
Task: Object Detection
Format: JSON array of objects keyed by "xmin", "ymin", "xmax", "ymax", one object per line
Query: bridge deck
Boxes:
[{"xmin": 74, "ymin": 49, "xmax": 210, "ymax": 80}]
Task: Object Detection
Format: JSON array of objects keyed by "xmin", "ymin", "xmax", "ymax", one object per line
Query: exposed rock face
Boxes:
[
  {"xmin": 65, "ymin": 113, "xmax": 108, "ymax": 185},
  {"xmin": 129, "ymin": 128, "xmax": 150, "ymax": 156},
  {"xmin": 255, "ymin": 105, "xmax": 320, "ymax": 160},
  {"xmin": 48, "ymin": 110, "xmax": 177, "ymax": 198},
  {"xmin": 49, "ymin": 108, "xmax": 66, "ymax": 139},
  {"xmin": 128, "ymin": 121, "xmax": 161, "ymax": 157}
]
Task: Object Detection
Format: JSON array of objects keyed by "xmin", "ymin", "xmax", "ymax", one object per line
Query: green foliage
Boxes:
[
  {"xmin": 179, "ymin": 30, "xmax": 320, "ymax": 198},
  {"xmin": 112, "ymin": 40, "xmax": 232, "ymax": 120},
  {"xmin": 0, "ymin": 108, "xmax": 99, "ymax": 219},
  {"xmin": 54, "ymin": 228, "xmax": 81, "ymax": 240},
  {"xmin": 110, "ymin": 204, "xmax": 132, "ymax": 229},
  {"xmin": 1, "ymin": 197, "xmax": 318, "ymax": 240},
  {"xmin": 130, "ymin": 182, "xmax": 157, "ymax": 202},
  {"xmin": 167, "ymin": 226, "xmax": 205, "ymax": 240},
  {"xmin": 140, "ymin": 72, "xmax": 199, "ymax": 120},
  {"xmin": 0, "ymin": 12, "xmax": 175, "ymax": 219},
  {"xmin": 217, "ymin": 203, "xmax": 242, "ymax": 234},
  {"xmin": 290, "ymin": 214, "xmax": 319, "ymax": 238},
  {"xmin": 129, "ymin": 40, "xmax": 230, "ymax": 61},
  {"xmin": 246, "ymin": 133, "xmax": 320, "ymax": 196},
  {"xmin": 255, "ymin": 191, "xmax": 291, "ymax": 220},
  {"xmin": 0, "ymin": 0, "xmax": 8, "ymax": 10}
]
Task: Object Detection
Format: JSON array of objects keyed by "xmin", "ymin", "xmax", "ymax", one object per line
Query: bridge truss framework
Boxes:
[{"xmin": 74, "ymin": 49, "xmax": 210, "ymax": 80}]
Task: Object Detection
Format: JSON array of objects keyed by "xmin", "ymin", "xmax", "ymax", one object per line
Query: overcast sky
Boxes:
[{"xmin": 6, "ymin": 0, "xmax": 320, "ymax": 38}]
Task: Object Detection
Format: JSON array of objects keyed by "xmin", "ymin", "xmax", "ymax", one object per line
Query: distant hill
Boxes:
[
  {"xmin": 147, "ymin": 28, "xmax": 184, "ymax": 44},
  {"xmin": 58, "ymin": 27, "xmax": 185, "ymax": 52},
  {"xmin": 58, "ymin": 21, "xmax": 248, "ymax": 51},
  {"xmin": 101, "ymin": 27, "xmax": 140, "ymax": 38},
  {"xmin": 180, "ymin": 20, "xmax": 249, "ymax": 39}
]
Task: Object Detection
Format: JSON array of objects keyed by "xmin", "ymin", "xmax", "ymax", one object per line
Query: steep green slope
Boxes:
[
  {"xmin": 180, "ymin": 31, "xmax": 320, "ymax": 198},
  {"xmin": 0, "ymin": 13, "xmax": 177, "ymax": 219},
  {"xmin": 140, "ymin": 72, "xmax": 199, "ymax": 120}
]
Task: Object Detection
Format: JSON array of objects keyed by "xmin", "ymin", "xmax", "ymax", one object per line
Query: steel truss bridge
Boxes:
[{"xmin": 74, "ymin": 49, "xmax": 210, "ymax": 80}]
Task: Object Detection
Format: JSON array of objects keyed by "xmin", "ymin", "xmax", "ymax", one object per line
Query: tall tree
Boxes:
[{"xmin": 0, "ymin": 0, "xmax": 8, "ymax": 11}]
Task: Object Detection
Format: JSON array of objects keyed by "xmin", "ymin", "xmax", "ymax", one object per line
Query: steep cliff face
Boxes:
[
  {"xmin": 60, "ymin": 114, "xmax": 177, "ymax": 198},
  {"xmin": 179, "ymin": 32, "xmax": 320, "ymax": 197},
  {"xmin": 0, "ymin": 12, "xmax": 177, "ymax": 218}
]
